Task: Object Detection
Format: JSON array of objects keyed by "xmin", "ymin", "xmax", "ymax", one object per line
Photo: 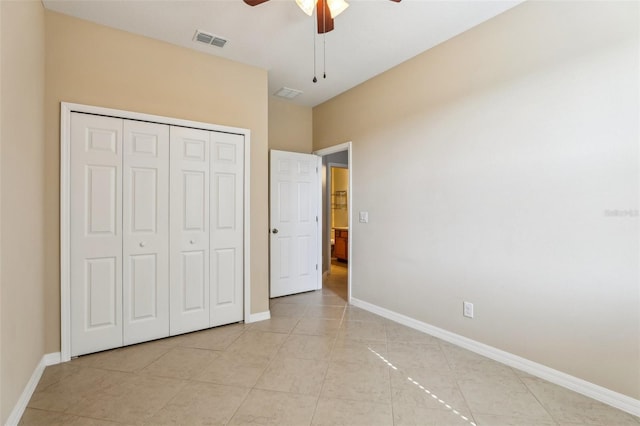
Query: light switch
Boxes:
[{"xmin": 359, "ymin": 211, "xmax": 369, "ymax": 223}]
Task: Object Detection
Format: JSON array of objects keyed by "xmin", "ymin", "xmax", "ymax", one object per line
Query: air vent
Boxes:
[
  {"xmin": 193, "ymin": 30, "xmax": 228, "ymax": 48},
  {"xmin": 274, "ymin": 87, "xmax": 303, "ymax": 100},
  {"xmin": 211, "ymin": 37, "xmax": 227, "ymax": 48}
]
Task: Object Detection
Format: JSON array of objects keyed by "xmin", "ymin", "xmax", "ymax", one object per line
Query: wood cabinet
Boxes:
[{"xmin": 334, "ymin": 229, "xmax": 348, "ymax": 262}]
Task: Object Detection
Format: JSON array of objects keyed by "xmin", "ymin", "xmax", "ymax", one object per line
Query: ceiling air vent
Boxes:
[
  {"xmin": 274, "ymin": 87, "xmax": 303, "ymax": 100},
  {"xmin": 193, "ymin": 30, "xmax": 228, "ymax": 48}
]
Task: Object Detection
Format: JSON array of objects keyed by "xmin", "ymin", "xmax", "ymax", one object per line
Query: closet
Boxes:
[{"xmin": 69, "ymin": 112, "xmax": 244, "ymax": 357}]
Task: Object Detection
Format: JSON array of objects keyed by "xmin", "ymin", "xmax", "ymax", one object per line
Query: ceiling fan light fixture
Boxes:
[
  {"xmin": 295, "ymin": 0, "xmax": 315, "ymax": 16},
  {"xmin": 327, "ymin": 0, "xmax": 349, "ymax": 18}
]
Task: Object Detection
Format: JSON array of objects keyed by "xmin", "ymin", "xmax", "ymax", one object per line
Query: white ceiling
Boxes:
[{"xmin": 42, "ymin": 0, "xmax": 524, "ymax": 107}]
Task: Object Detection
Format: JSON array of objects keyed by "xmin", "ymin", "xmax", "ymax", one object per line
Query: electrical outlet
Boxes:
[{"xmin": 463, "ymin": 301, "xmax": 474, "ymax": 318}]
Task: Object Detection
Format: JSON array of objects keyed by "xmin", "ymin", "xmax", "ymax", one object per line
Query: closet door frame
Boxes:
[{"xmin": 60, "ymin": 102, "xmax": 252, "ymax": 362}]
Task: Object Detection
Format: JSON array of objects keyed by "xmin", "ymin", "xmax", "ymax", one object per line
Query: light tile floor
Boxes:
[{"xmin": 21, "ymin": 262, "xmax": 640, "ymax": 425}]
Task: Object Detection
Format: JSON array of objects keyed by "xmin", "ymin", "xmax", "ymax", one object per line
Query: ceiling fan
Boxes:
[{"xmin": 243, "ymin": 0, "xmax": 401, "ymax": 34}]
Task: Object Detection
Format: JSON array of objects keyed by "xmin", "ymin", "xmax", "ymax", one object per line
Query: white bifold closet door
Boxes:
[
  {"xmin": 70, "ymin": 113, "xmax": 124, "ymax": 356},
  {"xmin": 210, "ymin": 132, "xmax": 244, "ymax": 327},
  {"xmin": 122, "ymin": 120, "xmax": 170, "ymax": 345},
  {"xmin": 70, "ymin": 114, "xmax": 170, "ymax": 356},
  {"xmin": 169, "ymin": 127, "xmax": 211, "ymax": 335},
  {"xmin": 169, "ymin": 128, "xmax": 244, "ymax": 333},
  {"xmin": 70, "ymin": 112, "xmax": 244, "ymax": 356}
]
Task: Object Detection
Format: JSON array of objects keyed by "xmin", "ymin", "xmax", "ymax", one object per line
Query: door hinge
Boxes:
[
  {"xmin": 316, "ymin": 216, "xmax": 318, "ymax": 223},
  {"xmin": 316, "ymin": 264, "xmax": 318, "ymax": 270},
  {"xmin": 316, "ymin": 166, "xmax": 319, "ymax": 173}
]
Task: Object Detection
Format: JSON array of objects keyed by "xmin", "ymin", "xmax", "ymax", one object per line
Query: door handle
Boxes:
[
  {"xmin": 272, "ymin": 229, "xmax": 279, "ymax": 234},
  {"xmin": 139, "ymin": 242, "xmax": 145, "ymax": 248},
  {"xmin": 190, "ymin": 239, "xmax": 196, "ymax": 244}
]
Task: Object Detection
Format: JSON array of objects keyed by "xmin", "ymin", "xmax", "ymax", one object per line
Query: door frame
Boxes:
[
  {"xmin": 60, "ymin": 102, "xmax": 252, "ymax": 362},
  {"xmin": 314, "ymin": 142, "xmax": 353, "ymax": 302}
]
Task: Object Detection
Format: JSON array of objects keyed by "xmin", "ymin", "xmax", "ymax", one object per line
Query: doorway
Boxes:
[{"xmin": 314, "ymin": 142, "xmax": 352, "ymax": 303}]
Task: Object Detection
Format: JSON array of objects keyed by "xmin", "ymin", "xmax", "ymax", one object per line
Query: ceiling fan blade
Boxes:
[
  {"xmin": 316, "ymin": 0, "xmax": 335, "ymax": 34},
  {"xmin": 243, "ymin": 0, "xmax": 270, "ymax": 6}
]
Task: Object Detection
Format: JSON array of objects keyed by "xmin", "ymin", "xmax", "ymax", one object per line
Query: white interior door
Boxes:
[
  {"xmin": 169, "ymin": 126, "xmax": 211, "ymax": 335},
  {"xmin": 122, "ymin": 120, "xmax": 170, "ymax": 345},
  {"xmin": 70, "ymin": 113, "xmax": 123, "ymax": 356},
  {"xmin": 270, "ymin": 150, "xmax": 320, "ymax": 298}
]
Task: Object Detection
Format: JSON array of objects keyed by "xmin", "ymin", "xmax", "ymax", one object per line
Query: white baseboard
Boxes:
[
  {"xmin": 350, "ymin": 297, "xmax": 640, "ymax": 418},
  {"xmin": 248, "ymin": 310, "xmax": 270, "ymax": 323},
  {"xmin": 43, "ymin": 352, "xmax": 61, "ymax": 367},
  {"xmin": 5, "ymin": 352, "xmax": 61, "ymax": 426}
]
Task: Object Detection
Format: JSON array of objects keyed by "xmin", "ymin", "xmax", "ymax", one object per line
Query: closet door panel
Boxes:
[
  {"xmin": 70, "ymin": 113, "xmax": 123, "ymax": 357},
  {"xmin": 170, "ymin": 127, "xmax": 211, "ymax": 335},
  {"xmin": 210, "ymin": 132, "xmax": 244, "ymax": 326},
  {"xmin": 85, "ymin": 257, "xmax": 118, "ymax": 326},
  {"xmin": 129, "ymin": 254, "xmax": 158, "ymax": 317},
  {"xmin": 122, "ymin": 120, "xmax": 170, "ymax": 345},
  {"xmin": 182, "ymin": 251, "xmax": 206, "ymax": 310}
]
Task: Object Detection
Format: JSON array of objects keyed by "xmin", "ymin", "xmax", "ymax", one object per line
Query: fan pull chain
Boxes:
[
  {"xmin": 322, "ymin": 4, "xmax": 326, "ymax": 79},
  {"xmin": 312, "ymin": 2, "xmax": 329, "ymax": 83},
  {"xmin": 323, "ymin": 32, "xmax": 326, "ymax": 79},
  {"xmin": 312, "ymin": 6, "xmax": 317, "ymax": 83}
]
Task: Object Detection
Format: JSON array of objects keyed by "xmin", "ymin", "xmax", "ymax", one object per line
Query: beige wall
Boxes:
[
  {"xmin": 44, "ymin": 11, "xmax": 270, "ymax": 353},
  {"xmin": 268, "ymin": 97, "xmax": 312, "ymax": 152},
  {"xmin": 1, "ymin": 0, "xmax": 46, "ymax": 422},
  {"xmin": 314, "ymin": 1, "xmax": 639, "ymax": 399}
]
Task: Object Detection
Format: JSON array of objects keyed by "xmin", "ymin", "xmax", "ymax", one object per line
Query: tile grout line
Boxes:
[
  {"xmin": 308, "ymin": 290, "xmax": 350, "ymax": 424},
  {"xmin": 227, "ymin": 311, "xmax": 297, "ymax": 425},
  {"xmin": 514, "ymin": 368, "xmax": 560, "ymax": 425},
  {"xmin": 440, "ymin": 340, "xmax": 481, "ymax": 426},
  {"xmin": 310, "ymin": 297, "xmax": 341, "ymax": 425},
  {"xmin": 224, "ymin": 382, "xmax": 253, "ymax": 425},
  {"xmin": 383, "ymin": 322, "xmax": 397, "ymax": 425}
]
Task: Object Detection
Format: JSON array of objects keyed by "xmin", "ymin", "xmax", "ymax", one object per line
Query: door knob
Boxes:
[
  {"xmin": 139, "ymin": 242, "xmax": 145, "ymax": 248},
  {"xmin": 190, "ymin": 239, "xmax": 195, "ymax": 244},
  {"xmin": 272, "ymin": 229, "xmax": 279, "ymax": 234}
]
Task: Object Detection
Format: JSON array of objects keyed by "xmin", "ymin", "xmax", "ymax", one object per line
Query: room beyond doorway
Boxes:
[
  {"xmin": 330, "ymin": 165, "xmax": 349, "ymax": 263},
  {"xmin": 314, "ymin": 142, "xmax": 352, "ymax": 303}
]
